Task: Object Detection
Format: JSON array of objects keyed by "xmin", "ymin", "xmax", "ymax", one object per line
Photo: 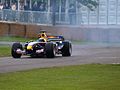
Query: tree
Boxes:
[{"xmin": 77, "ymin": 0, "xmax": 99, "ymax": 10}]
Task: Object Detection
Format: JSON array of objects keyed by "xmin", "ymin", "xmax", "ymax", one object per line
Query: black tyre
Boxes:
[
  {"xmin": 45, "ymin": 43, "xmax": 56, "ymax": 58},
  {"xmin": 11, "ymin": 43, "xmax": 23, "ymax": 58},
  {"xmin": 62, "ymin": 41, "xmax": 72, "ymax": 56}
]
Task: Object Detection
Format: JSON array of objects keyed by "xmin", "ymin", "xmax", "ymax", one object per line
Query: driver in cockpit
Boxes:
[{"xmin": 38, "ymin": 31, "xmax": 48, "ymax": 42}]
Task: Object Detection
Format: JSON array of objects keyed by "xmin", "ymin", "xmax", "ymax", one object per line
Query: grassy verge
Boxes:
[
  {"xmin": 0, "ymin": 64, "xmax": 120, "ymax": 90},
  {"xmin": 0, "ymin": 36, "xmax": 86, "ymax": 44},
  {"xmin": 0, "ymin": 36, "xmax": 35, "ymax": 42},
  {"xmin": 0, "ymin": 46, "xmax": 11, "ymax": 57}
]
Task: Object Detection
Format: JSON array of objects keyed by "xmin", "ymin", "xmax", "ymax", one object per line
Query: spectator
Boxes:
[
  {"xmin": 19, "ymin": 3, "xmax": 25, "ymax": 22},
  {"xmin": 38, "ymin": 2, "xmax": 46, "ymax": 23},
  {"xmin": 0, "ymin": 3, "xmax": 3, "ymax": 10},
  {"xmin": 24, "ymin": 3, "xmax": 30, "ymax": 23},
  {"xmin": 19, "ymin": 3, "xmax": 24, "ymax": 11},
  {"xmin": 32, "ymin": 1, "xmax": 39, "ymax": 23},
  {"xmin": 39, "ymin": 3, "xmax": 46, "ymax": 11},
  {"xmin": 3, "ymin": 2, "xmax": 10, "ymax": 21},
  {"xmin": 0, "ymin": 3, "xmax": 3, "ymax": 20},
  {"xmin": 4, "ymin": 2, "xmax": 10, "ymax": 9},
  {"xmin": 32, "ymin": 1, "xmax": 38, "ymax": 11},
  {"xmin": 68, "ymin": 4, "xmax": 76, "ymax": 25},
  {"xmin": 11, "ymin": 3, "xmax": 16, "ymax": 11},
  {"xmin": 11, "ymin": 3, "xmax": 17, "ymax": 21},
  {"xmin": 24, "ymin": 3, "xmax": 30, "ymax": 10}
]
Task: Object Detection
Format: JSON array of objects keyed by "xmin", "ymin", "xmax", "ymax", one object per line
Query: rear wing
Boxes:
[{"xmin": 47, "ymin": 35, "xmax": 64, "ymax": 41}]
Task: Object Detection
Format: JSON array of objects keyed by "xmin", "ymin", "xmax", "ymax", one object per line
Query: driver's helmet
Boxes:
[{"xmin": 38, "ymin": 38, "xmax": 45, "ymax": 42}]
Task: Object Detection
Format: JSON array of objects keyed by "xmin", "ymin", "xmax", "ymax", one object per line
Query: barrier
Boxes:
[{"xmin": 0, "ymin": 22, "xmax": 120, "ymax": 43}]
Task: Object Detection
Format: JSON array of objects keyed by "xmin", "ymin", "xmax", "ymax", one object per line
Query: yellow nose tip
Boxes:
[{"xmin": 27, "ymin": 45, "xmax": 32, "ymax": 50}]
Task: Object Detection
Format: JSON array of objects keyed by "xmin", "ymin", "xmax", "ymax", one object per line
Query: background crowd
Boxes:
[
  {"xmin": 0, "ymin": 1, "xmax": 46, "ymax": 11},
  {"xmin": 0, "ymin": 0, "xmax": 76, "ymax": 25}
]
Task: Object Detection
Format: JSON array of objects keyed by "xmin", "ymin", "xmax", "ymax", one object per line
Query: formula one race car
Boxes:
[{"xmin": 11, "ymin": 31, "xmax": 72, "ymax": 58}]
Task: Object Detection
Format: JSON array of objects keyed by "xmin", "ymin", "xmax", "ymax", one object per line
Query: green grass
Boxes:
[
  {"xmin": 0, "ymin": 36, "xmax": 35, "ymax": 42},
  {"xmin": 0, "ymin": 46, "xmax": 11, "ymax": 57},
  {"xmin": 0, "ymin": 36, "xmax": 84, "ymax": 43},
  {"xmin": 0, "ymin": 64, "xmax": 120, "ymax": 90}
]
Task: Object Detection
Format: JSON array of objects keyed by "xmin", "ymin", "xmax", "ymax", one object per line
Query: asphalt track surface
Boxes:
[{"xmin": 0, "ymin": 44, "xmax": 120, "ymax": 73}]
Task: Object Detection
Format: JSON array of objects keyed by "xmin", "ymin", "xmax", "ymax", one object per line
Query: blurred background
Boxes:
[{"xmin": 0, "ymin": 0, "xmax": 118, "ymax": 25}]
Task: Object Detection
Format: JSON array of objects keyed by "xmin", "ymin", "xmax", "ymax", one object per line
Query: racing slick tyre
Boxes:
[
  {"xmin": 62, "ymin": 41, "xmax": 72, "ymax": 56},
  {"xmin": 11, "ymin": 43, "xmax": 23, "ymax": 58},
  {"xmin": 45, "ymin": 43, "xmax": 56, "ymax": 58}
]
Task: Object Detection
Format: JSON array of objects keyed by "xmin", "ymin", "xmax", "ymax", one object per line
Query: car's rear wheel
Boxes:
[
  {"xmin": 11, "ymin": 43, "xmax": 23, "ymax": 58},
  {"xmin": 62, "ymin": 42, "xmax": 72, "ymax": 56},
  {"xmin": 45, "ymin": 43, "xmax": 56, "ymax": 58}
]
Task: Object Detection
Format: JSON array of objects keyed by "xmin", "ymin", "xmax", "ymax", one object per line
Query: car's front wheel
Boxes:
[
  {"xmin": 11, "ymin": 43, "xmax": 23, "ymax": 58},
  {"xmin": 45, "ymin": 43, "xmax": 56, "ymax": 58}
]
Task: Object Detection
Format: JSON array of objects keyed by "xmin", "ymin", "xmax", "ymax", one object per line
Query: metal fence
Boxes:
[
  {"xmin": 0, "ymin": 9, "xmax": 53, "ymax": 25},
  {"xmin": 1, "ymin": 9, "xmax": 119, "ymax": 25},
  {"xmin": 1, "ymin": 0, "xmax": 120, "ymax": 26},
  {"xmin": 0, "ymin": 9, "xmax": 80, "ymax": 25}
]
